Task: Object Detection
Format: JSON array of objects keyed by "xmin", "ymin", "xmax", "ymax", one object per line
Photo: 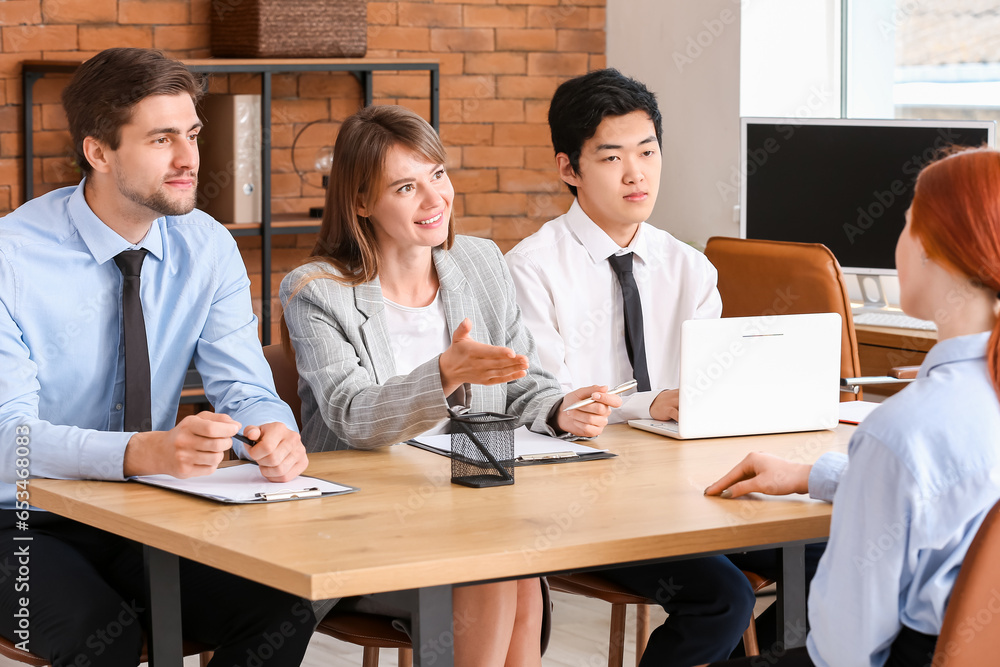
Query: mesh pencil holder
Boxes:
[{"xmin": 450, "ymin": 411, "xmax": 516, "ymax": 488}]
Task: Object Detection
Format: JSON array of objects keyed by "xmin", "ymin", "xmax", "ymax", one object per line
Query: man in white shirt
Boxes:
[{"xmin": 505, "ymin": 68, "xmax": 755, "ymax": 667}]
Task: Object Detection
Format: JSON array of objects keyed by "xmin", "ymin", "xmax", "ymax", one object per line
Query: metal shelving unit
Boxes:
[{"xmin": 21, "ymin": 57, "xmax": 440, "ymax": 345}]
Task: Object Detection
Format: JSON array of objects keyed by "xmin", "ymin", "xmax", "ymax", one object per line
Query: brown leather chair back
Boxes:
[
  {"xmin": 704, "ymin": 236, "xmax": 862, "ymax": 382},
  {"xmin": 263, "ymin": 343, "xmax": 302, "ymax": 429},
  {"xmin": 933, "ymin": 498, "xmax": 1000, "ymax": 666}
]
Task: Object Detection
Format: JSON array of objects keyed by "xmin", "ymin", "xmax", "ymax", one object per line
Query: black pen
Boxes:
[{"xmin": 233, "ymin": 433, "xmax": 257, "ymax": 447}]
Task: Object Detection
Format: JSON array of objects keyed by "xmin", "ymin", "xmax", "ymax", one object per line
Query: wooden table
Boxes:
[{"xmin": 29, "ymin": 424, "xmax": 852, "ymax": 666}]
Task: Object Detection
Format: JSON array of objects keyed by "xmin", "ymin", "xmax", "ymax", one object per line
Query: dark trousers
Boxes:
[
  {"xmin": 711, "ymin": 625, "xmax": 938, "ymax": 667},
  {"xmin": 0, "ymin": 511, "xmax": 317, "ymax": 667},
  {"xmin": 600, "ymin": 555, "xmax": 757, "ymax": 667},
  {"xmin": 727, "ymin": 543, "xmax": 827, "ymax": 657}
]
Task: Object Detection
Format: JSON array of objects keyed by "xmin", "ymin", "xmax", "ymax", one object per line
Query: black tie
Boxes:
[
  {"xmin": 114, "ymin": 249, "xmax": 152, "ymax": 432},
  {"xmin": 608, "ymin": 252, "xmax": 651, "ymax": 392}
]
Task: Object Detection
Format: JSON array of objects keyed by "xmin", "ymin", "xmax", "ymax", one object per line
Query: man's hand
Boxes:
[
  {"xmin": 439, "ymin": 318, "xmax": 529, "ymax": 395},
  {"xmin": 243, "ymin": 422, "xmax": 309, "ymax": 482},
  {"xmin": 555, "ymin": 385, "xmax": 622, "ymax": 438},
  {"xmin": 704, "ymin": 452, "xmax": 812, "ymax": 499},
  {"xmin": 649, "ymin": 389, "xmax": 679, "ymax": 422},
  {"xmin": 124, "ymin": 412, "xmax": 238, "ymax": 478}
]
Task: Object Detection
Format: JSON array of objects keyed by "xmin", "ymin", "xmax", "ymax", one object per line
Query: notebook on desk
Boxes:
[{"xmin": 629, "ymin": 313, "xmax": 841, "ymax": 440}]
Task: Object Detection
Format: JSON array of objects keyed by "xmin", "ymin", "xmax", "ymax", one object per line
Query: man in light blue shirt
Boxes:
[{"xmin": 0, "ymin": 48, "xmax": 316, "ymax": 665}]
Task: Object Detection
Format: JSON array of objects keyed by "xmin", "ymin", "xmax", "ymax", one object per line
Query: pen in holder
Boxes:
[{"xmin": 449, "ymin": 410, "xmax": 516, "ymax": 488}]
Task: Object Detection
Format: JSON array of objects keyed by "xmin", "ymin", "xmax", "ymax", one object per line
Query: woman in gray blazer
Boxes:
[{"xmin": 280, "ymin": 105, "xmax": 620, "ymax": 667}]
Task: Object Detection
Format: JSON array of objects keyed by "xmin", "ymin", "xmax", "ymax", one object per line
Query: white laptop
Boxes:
[{"xmin": 628, "ymin": 313, "xmax": 841, "ymax": 439}]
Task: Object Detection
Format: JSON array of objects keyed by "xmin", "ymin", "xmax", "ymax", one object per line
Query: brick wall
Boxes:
[{"xmin": 1, "ymin": 0, "xmax": 606, "ymax": 338}]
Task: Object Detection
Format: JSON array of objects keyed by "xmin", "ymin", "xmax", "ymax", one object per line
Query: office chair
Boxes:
[
  {"xmin": 262, "ymin": 343, "xmax": 415, "ymax": 666},
  {"xmin": 0, "ymin": 637, "xmax": 212, "ymax": 666},
  {"xmin": 704, "ymin": 237, "xmax": 919, "ymax": 398},
  {"xmin": 547, "ymin": 569, "xmax": 768, "ymax": 667},
  {"xmin": 931, "ymin": 497, "xmax": 1000, "ymax": 666}
]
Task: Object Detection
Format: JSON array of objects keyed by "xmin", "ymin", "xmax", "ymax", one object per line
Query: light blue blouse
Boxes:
[{"xmin": 806, "ymin": 331, "xmax": 1000, "ymax": 666}]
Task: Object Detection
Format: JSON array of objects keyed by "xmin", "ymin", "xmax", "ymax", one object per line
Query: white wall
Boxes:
[{"xmin": 607, "ymin": 0, "xmax": 742, "ymax": 247}]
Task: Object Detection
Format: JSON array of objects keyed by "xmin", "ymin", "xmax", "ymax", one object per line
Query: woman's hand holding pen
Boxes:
[
  {"xmin": 556, "ymin": 386, "xmax": 622, "ymax": 438},
  {"xmin": 241, "ymin": 422, "xmax": 309, "ymax": 483},
  {"xmin": 439, "ymin": 318, "xmax": 529, "ymax": 395}
]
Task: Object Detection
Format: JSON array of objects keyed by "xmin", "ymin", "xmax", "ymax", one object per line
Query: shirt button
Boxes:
[{"xmin": 115, "ymin": 403, "xmax": 123, "ymax": 411}]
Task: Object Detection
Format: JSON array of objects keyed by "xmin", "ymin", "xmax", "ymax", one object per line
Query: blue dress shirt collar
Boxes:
[{"xmin": 68, "ymin": 180, "xmax": 164, "ymax": 264}]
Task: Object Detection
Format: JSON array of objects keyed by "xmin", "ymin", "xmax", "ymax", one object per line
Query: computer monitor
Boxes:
[{"xmin": 739, "ymin": 118, "xmax": 995, "ymax": 277}]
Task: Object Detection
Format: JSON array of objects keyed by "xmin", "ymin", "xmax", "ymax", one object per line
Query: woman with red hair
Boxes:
[{"xmin": 703, "ymin": 146, "xmax": 1000, "ymax": 667}]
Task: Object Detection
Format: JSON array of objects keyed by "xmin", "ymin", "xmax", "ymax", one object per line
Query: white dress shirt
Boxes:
[{"xmin": 505, "ymin": 199, "xmax": 722, "ymax": 422}]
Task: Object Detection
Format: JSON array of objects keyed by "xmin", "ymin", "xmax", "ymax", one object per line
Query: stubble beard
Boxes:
[{"xmin": 116, "ymin": 170, "xmax": 198, "ymax": 217}]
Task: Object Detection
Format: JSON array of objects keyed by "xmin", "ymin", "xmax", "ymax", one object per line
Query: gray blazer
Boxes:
[{"xmin": 279, "ymin": 236, "xmax": 566, "ymax": 452}]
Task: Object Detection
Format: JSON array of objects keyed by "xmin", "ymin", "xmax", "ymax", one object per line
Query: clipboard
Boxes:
[
  {"xmin": 407, "ymin": 426, "xmax": 616, "ymax": 467},
  {"xmin": 132, "ymin": 463, "xmax": 358, "ymax": 504}
]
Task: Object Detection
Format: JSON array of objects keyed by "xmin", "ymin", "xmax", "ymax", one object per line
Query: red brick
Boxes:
[
  {"xmin": 434, "ymin": 0, "xmax": 493, "ymax": 4},
  {"xmin": 0, "ymin": 1, "xmax": 41, "ymax": 25},
  {"xmin": 398, "ymin": 3, "xmax": 462, "ymax": 27},
  {"xmin": 298, "ymin": 73, "xmax": 362, "ymax": 99},
  {"xmin": 464, "ymin": 52, "xmax": 525, "ymax": 75},
  {"xmin": 292, "ymin": 122, "xmax": 340, "ymax": 148},
  {"xmin": 119, "ymin": 0, "xmax": 189, "ymax": 25},
  {"xmin": 404, "ymin": 51, "xmax": 464, "ymax": 75},
  {"xmin": 205, "ymin": 74, "xmax": 228, "ymax": 95},
  {"xmin": 190, "ymin": 0, "xmax": 210, "ymax": 24},
  {"xmin": 449, "ymin": 168, "xmax": 497, "ymax": 193},
  {"xmin": 430, "ymin": 28, "xmax": 494, "ymax": 53},
  {"xmin": 589, "ymin": 54, "xmax": 606, "ymax": 70},
  {"xmin": 228, "ymin": 73, "xmax": 264, "ymax": 95},
  {"xmin": 0, "ymin": 186, "xmax": 10, "ymax": 214},
  {"xmin": 78, "ymin": 25, "xmax": 151, "ymax": 51},
  {"xmin": 329, "ymin": 98, "xmax": 364, "ymax": 120},
  {"xmin": 5, "ymin": 79, "xmax": 21, "ymax": 106},
  {"xmin": 500, "ymin": 0, "xmax": 556, "ymax": 4},
  {"xmin": 496, "ymin": 28, "xmax": 556, "ymax": 52},
  {"xmin": 466, "ymin": 192, "xmax": 526, "ymax": 217},
  {"xmin": 0, "ymin": 133, "xmax": 20, "ymax": 158},
  {"xmin": 557, "ymin": 29, "xmax": 604, "ymax": 53},
  {"xmin": 463, "ymin": 146, "xmax": 523, "ymax": 169},
  {"xmin": 0, "ymin": 85, "xmax": 5, "ymax": 107},
  {"xmin": 526, "ymin": 191, "xmax": 573, "ymax": 218},
  {"xmin": 496, "ymin": 75, "xmax": 560, "ymax": 100},
  {"xmin": 493, "ymin": 216, "xmax": 545, "ymax": 241},
  {"xmin": 443, "ymin": 145, "xmax": 462, "ymax": 169},
  {"xmin": 271, "ymin": 148, "xmax": 294, "ymax": 173},
  {"xmin": 395, "ymin": 98, "xmax": 431, "ymax": 121},
  {"xmin": 41, "ymin": 155, "xmax": 76, "ymax": 183},
  {"xmin": 440, "ymin": 123, "xmax": 493, "ymax": 146},
  {"xmin": 0, "ymin": 107, "xmax": 20, "ymax": 136},
  {"xmin": 0, "ymin": 157, "xmax": 20, "ymax": 186},
  {"xmin": 368, "ymin": 2, "xmax": 397, "ymax": 25},
  {"xmin": 455, "ymin": 216, "xmax": 492, "ymax": 238},
  {"xmin": 272, "ymin": 99, "xmax": 328, "ymax": 125},
  {"xmin": 589, "ymin": 7, "xmax": 606, "ymax": 30},
  {"xmin": 39, "ymin": 102, "xmax": 66, "ymax": 131},
  {"xmin": 525, "ymin": 146, "xmax": 556, "ymax": 169},
  {"xmin": 452, "ymin": 193, "xmax": 464, "ymax": 217},
  {"xmin": 291, "ymin": 143, "xmax": 333, "ymax": 175},
  {"xmin": 498, "ymin": 168, "xmax": 563, "ymax": 193},
  {"xmin": 525, "ymin": 99, "xmax": 549, "ymax": 124},
  {"xmin": 527, "ymin": 52, "xmax": 589, "ymax": 76},
  {"xmin": 494, "ymin": 123, "xmax": 550, "ymax": 147},
  {"xmin": 464, "ymin": 6, "xmax": 526, "ymax": 29},
  {"xmin": 0, "ymin": 51, "xmax": 41, "ymax": 78},
  {"xmin": 271, "ymin": 197, "xmax": 324, "ymax": 215},
  {"xmin": 270, "ymin": 172, "xmax": 302, "ymax": 198},
  {"xmin": 528, "ymin": 6, "xmax": 590, "ymax": 29},
  {"xmin": 439, "ymin": 99, "xmax": 464, "ymax": 125},
  {"xmin": 441, "ymin": 75, "xmax": 496, "ymax": 100},
  {"xmin": 270, "ymin": 124, "xmax": 295, "ymax": 149},
  {"xmin": 372, "ymin": 73, "xmax": 433, "ymax": 98},
  {"xmin": 32, "ymin": 129, "xmax": 71, "ymax": 156},
  {"xmin": 462, "ymin": 99, "xmax": 523, "ymax": 123},
  {"xmin": 369, "ymin": 26, "xmax": 430, "ymax": 51},
  {"xmin": 2, "ymin": 24, "xmax": 76, "ymax": 52},
  {"xmin": 42, "ymin": 0, "xmax": 115, "ymax": 23},
  {"xmin": 154, "ymin": 25, "xmax": 210, "ymax": 52},
  {"xmin": 272, "ymin": 74, "xmax": 299, "ymax": 99}
]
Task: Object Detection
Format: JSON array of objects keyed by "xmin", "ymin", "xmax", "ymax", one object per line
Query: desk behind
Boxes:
[{"xmin": 856, "ymin": 324, "xmax": 935, "ymax": 397}]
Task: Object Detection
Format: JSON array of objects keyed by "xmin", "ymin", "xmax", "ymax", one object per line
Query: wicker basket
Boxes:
[{"xmin": 210, "ymin": 0, "xmax": 367, "ymax": 58}]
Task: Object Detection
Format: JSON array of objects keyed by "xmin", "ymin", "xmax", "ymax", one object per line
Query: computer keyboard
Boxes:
[{"xmin": 852, "ymin": 310, "xmax": 937, "ymax": 331}]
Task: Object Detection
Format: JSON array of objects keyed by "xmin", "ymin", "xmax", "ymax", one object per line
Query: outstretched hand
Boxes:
[
  {"xmin": 704, "ymin": 452, "xmax": 812, "ymax": 499},
  {"xmin": 439, "ymin": 318, "xmax": 529, "ymax": 395}
]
